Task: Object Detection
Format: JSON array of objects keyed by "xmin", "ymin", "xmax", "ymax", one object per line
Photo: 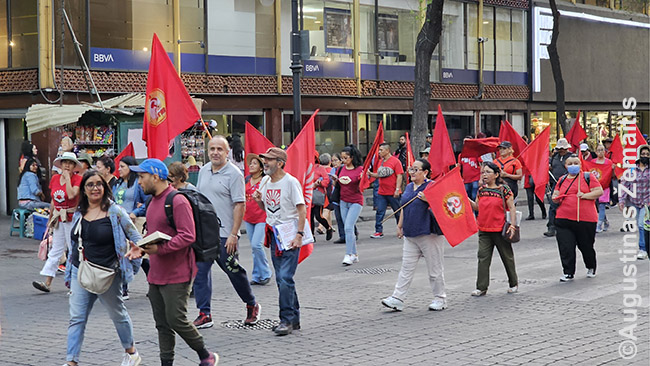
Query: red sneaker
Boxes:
[
  {"xmin": 193, "ymin": 312, "xmax": 213, "ymax": 329},
  {"xmin": 244, "ymin": 303, "xmax": 261, "ymax": 325}
]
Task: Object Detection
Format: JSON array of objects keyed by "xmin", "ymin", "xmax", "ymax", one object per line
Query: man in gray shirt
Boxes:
[{"xmin": 192, "ymin": 136, "xmax": 260, "ymax": 329}]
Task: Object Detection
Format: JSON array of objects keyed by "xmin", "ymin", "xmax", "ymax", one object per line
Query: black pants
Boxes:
[
  {"xmin": 311, "ymin": 204, "xmax": 331, "ymax": 233},
  {"xmin": 547, "ymin": 182, "xmax": 558, "ymax": 230},
  {"xmin": 525, "ymin": 186, "xmax": 547, "ymax": 218},
  {"xmin": 555, "ymin": 218, "xmax": 597, "ymax": 275}
]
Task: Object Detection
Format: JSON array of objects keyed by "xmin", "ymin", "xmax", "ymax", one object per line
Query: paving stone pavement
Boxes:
[{"xmin": 0, "ymin": 206, "xmax": 649, "ymax": 366}]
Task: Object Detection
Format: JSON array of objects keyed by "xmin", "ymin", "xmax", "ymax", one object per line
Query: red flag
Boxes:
[
  {"xmin": 581, "ymin": 157, "xmax": 613, "ymax": 190},
  {"xmin": 608, "ymin": 133, "xmax": 624, "ymax": 164},
  {"xmin": 428, "ymin": 105, "xmax": 456, "ymax": 179},
  {"xmin": 113, "ymin": 142, "xmax": 135, "ymax": 177},
  {"xmin": 422, "ymin": 166, "xmax": 478, "ymax": 247},
  {"xmin": 404, "ymin": 132, "xmax": 416, "ymax": 183},
  {"xmin": 143, "ymin": 33, "xmax": 201, "ymax": 160},
  {"xmin": 498, "ymin": 120, "xmax": 527, "ymax": 158},
  {"xmin": 565, "ymin": 111, "xmax": 587, "ymax": 153},
  {"xmin": 460, "ymin": 137, "xmax": 500, "ymax": 159},
  {"xmin": 359, "ymin": 122, "xmax": 385, "ymax": 191},
  {"xmin": 618, "ymin": 125, "xmax": 648, "ymax": 178},
  {"xmin": 285, "ymin": 110, "xmax": 318, "ymax": 263},
  {"xmin": 244, "ymin": 121, "xmax": 274, "ymax": 176},
  {"xmin": 519, "ymin": 125, "xmax": 551, "ymax": 202}
]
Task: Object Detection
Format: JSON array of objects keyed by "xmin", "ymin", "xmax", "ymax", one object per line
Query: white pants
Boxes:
[
  {"xmin": 40, "ymin": 221, "xmax": 73, "ymax": 278},
  {"xmin": 392, "ymin": 234, "xmax": 446, "ymax": 300}
]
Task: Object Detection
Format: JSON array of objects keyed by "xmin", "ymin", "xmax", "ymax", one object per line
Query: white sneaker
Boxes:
[
  {"xmin": 428, "ymin": 298, "xmax": 447, "ymax": 311},
  {"xmin": 350, "ymin": 254, "xmax": 359, "ymax": 263},
  {"xmin": 121, "ymin": 350, "xmax": 141, "ymax": 366},
  {"xmin": 507, "ymin": 285, "xmax": 518, "ymax": 294},
  {"xmin": 586, "ymin": 268, "xmax": 596, "ymax": 278},
  {"xmin": 381, "ymin": 296, "xmax": 404, "ymax": 311},
  {"xmin": 637, "ymin": 250, "xmax": 648, "ymax": 260},
  {"xmin": 342, "ymin": 254, "xmax": 353, "ymax": 266}
]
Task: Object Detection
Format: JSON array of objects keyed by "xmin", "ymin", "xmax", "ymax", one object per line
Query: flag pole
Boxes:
[
  {"xmin": 381, "ymin": 195, "xmax": 418, "ymax": 224},
  {"xmin": 200, "ymin": 117, "xmax": 213, "ymax": 139},
  {"xmin": 577, "ymin": 173, "xmax": 581, "ymax": 222}
]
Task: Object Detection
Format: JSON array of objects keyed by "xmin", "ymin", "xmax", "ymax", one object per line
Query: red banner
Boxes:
[
  {"xmin": 518, "ymin": 125, "xmax": 550, "ymax": 202},
  {"xmin": 113, "ymin": 142, "xmax": 135, "ymax": 177},
  {"xmin": 404, "ymin": 132, "xmax": 416, "ymax": 183},
  {"xmin": 498, "ymin": 121, "xmax": 527, "ymax": 158},
  {"xmin": 422, "ymin": 166, "xmax": 478, "ymax": 247},
  {"xmin": 459, "ymin": 137, "xmax": 500, "ymax": 159},
  {"xmin": 142, "ymin": 33, "xmax": 201, "ymax": 160},
  {"xmin": 581, "ymin": 158, "xmax": 613, "ymax": 190},
  {"xmin": 565, "ymin": 111, "xmax": 587, "ymax": 153},
  {"xmin": 359, "ymin": 122, "xmax": 384, "ymax": 191},
  {"xmin": 428, "ymin": 105, "xmax": 456, "ymax": 179},
  {"xmin": 244, "ymin": 121, "xmax": 274, "ymax": 176}
]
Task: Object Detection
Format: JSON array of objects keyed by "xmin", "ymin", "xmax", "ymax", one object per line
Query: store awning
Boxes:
[{"xmin": 25, "ymin": 93, "xmax": 205, "ymax": 135}]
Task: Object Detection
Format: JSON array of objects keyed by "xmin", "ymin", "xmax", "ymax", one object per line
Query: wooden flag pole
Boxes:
[
  {"xmin": 577, "ymin": 173, "xmax": 581, "ymax": 222},
  {"xmin": 200, "ymin": 117, "xmax": 213, "ymax": 140},
  {"xmin": 381, "ymin": 195, "xmax": 418, "ymax": 224}
]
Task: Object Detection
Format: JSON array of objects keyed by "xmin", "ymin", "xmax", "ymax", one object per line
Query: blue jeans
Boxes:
[
  {"xmin": 333, "ymin": 203, "xmax": 345, "ymax": 240},
  {"xmin": 340, "ymin": 201, "xmax": 362, "ymax": 255},
  {"xmin": 465, "ymin": 181, "xmax": 478, "ymax": 201},
  {"xmin": 194, "ymin": 237, "xmax": 256, "ymax": 315},
  {"xmin": 375, "ymin": 194, "xmax": 400, "ymax": 233},
  {"xmin": 270, "ymin": 237, "xmax": 300, "ymax": 325},
  {"xmin": 633, "ymin": 205, "xmax": 646, "ymax": 251},
  {"xmin": 67, "ymin": 266, "xmax": 134, "ymax": 363},
  {"xmin": 597, "ymin": 202, "xmax": 607, "ymax": 224},
  {"xmin": 245, "ymin": 221, "xmax": 272, "ymax": 282},
  {"xmin": 372, "ymin": 180, "xmax": 379, "ymax": 207}
]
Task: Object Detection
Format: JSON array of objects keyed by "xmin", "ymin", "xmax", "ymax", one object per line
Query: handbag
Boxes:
[
  {"xmin": 312, "ymin": 189, "xmax": 326, "ymax": 206},
  {"xmin": 75, "ymin": 218, "xmax": 117, "ymax": 295},
  {"xmin": 38, "ymin": 233, "xmax": 51, "ymax": 261},
  {"xmin": 500, "ymin": 186, "xmax": 520, "ymax": 243},
  {"xmin": 329, "ymin": 167, "xmax": 342, "ymax": 203}
]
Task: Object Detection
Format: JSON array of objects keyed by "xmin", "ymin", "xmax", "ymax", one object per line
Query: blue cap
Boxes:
[{"xmin": 129, "ymin": 158, "xmax": 168, "ymax": 180}]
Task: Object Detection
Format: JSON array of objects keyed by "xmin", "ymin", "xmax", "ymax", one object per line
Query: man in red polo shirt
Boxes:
[{"xmin": 368, "ymin": 142, "xmax": 404, "ymax": 238}]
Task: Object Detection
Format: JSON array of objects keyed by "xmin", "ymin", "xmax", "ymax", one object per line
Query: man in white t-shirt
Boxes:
[{"xmin": 253, "ymin": 147, "xmax": 306, "ymax": 336}]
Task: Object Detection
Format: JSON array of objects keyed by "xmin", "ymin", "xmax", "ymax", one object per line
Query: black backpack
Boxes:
[{"xmin": 163, "ymin": 189, "xmax": 221, "ymax": 262}]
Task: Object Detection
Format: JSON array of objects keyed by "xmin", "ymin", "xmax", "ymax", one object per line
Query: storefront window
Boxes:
[
  {"xmin": 530, "ymin": 111, "xmax": 558, "ymax": 146},
  {"xmin": 10, "ymin": 0, "xmax": 38, "ymax": 68},
  {"xmin": 283, "ymin": 113, "xmax": 349, "ymax": 156},
  {"xmin": 433, "ymin": 114, "xmax": 475, "ymax": 153},
  {"xmin": 480, "ymin": 114, "xmax": 503, "ymax": 137},
  {"xmin": 0, "ymin": 0, "xmax": 7, "ymax": 68},
  {"xmin": 441, "ymin": 1, "xmax": 464, "ymax": 69}
]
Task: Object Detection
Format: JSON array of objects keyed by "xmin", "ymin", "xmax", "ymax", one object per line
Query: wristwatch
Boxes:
[{"xmin": 297, "ymin": 231, "xmax": 305, "ymax": 237}]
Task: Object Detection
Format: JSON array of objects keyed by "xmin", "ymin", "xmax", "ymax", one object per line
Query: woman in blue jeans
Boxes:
[
  {"xmin": 334, "ymin": 145, "xmax": 364, "ymax": 265},
  {"xmin": 64, "ymin": 170, "xmax": 142, "ymax": 366},
  {"xmin": 244, "ymin": 154, "xmax": 273, "ymax": 285}
]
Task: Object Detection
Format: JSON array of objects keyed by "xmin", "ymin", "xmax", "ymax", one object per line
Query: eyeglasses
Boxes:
[
  {"xmin": 407, "ymin": 167, "xmax": 422, "ymax": 173},
  {"xmin": 85, "ymin": 182, "xmax": 103, "ymax": 190}
]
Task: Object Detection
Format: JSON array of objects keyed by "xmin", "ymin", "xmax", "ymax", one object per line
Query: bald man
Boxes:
[{"xmin": 193, "ymin": 136, "xmax": 260, "ymax": 329}]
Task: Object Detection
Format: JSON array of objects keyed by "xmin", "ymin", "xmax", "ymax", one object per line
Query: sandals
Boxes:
[
  {"xmin": 32, "ymin": 281, "xmax": 50, "ymax": 293},
  {"xmin": 470, "ymin": 289, "xmax": 487, "ymax": 297}
]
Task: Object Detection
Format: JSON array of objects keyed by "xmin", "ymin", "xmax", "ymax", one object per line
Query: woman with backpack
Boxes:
[{"xmin": 552, "ymin": 154, "xmax": 603, "ymax": 282}]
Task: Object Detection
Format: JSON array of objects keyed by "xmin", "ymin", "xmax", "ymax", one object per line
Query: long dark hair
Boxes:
[
  {"xmin": 342, "ymin": 144, "xmax": 363, "ymax": 168},
  {"xmin": 118, "ymin": 156, "xmax": 138, "ymax": 188},
  {"xmin": 18, "ymin": 158, "xmax": 41, "ymax": 184},
  {"xmin": 21, "ymin": 141, "xmax": 35, "ymax": 159},
  {"xmin": 78, "ymin": 170, "xmax": 113, "ymax": 215},
  {"xmin": 482, "ymin": 161, "xmax": 506, "ymax": 185},
  {"xmin": 231, "ymin": 134, "xmax": 244, "ymax": 163}
]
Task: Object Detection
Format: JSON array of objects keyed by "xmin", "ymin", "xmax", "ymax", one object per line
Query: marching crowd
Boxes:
[{"xmin": 17, "ymin": 131, "xmax": 647, "ymax": 366}]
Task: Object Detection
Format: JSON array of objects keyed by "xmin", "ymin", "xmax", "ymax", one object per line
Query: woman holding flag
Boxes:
[
  {"xmin": 552, "ymin": 155, "xmax": 603, "ymax": 282},
  {"xmin": 381, "ymin": 158, "xmax": 447, "ymax": 312},
  {"xmin": 468, "ymin": 162, "xmax": 519, "ymax": 296}
]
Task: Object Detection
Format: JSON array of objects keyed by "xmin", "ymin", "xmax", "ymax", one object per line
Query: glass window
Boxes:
[
  {"xmin": 466, "ymin": 3, "xmax": 478, "ymax": 70},
  {"xmin": 55, "ymin": 0, "xmax": 87, "ymax": 67},
  {"xmin": 10, "ymin": 0, "xmax": 38, "ymax": 68},
  {"xmin": 180, "ymin": 0, "xmax": 205, "ymax": 55},
  {"xmin": 480, "ymin": 114, "xmax": 503, "ymax": 137},
  {"xmin": 202, "ymin": 113, "xmax": 264, "ymax": 137},
  {"xmin": 432, "ymin": 114, "xmax": 475, "ymax": 153},
  {"xmin": 482, "ymin": 6, "xmax": 495, "ymax": 73},
  {"xmin": 530, "ymin": 111, "xmax": 558, "ymax": 146},
  {"xmin": 358, "ymin": 4, "xmax": 417, "ymax": 67},
  {"xmin": 255, "ymin": 0, "xmax": 274, "ymax": 58},
  {"xmin": 283, "ymin": 113, "xmax": 349, "ymax": 155},
  {"xmin": 441, "ymin": 1, "xmax": 463, "ymax": 69},
  {"xmin": 0, "ymin": 0, "xmax": 7, "ymax": 68},
  {"xmin": 303, "ymin": 0, "xmax": 353, "ymax": 62},
  {"xmin": 511, "ymin": 10, "xmax": 526, "ymax": 72},
  {"xmin": 495, "ymin": 8, "xmax": 511, "ymax": 72}
]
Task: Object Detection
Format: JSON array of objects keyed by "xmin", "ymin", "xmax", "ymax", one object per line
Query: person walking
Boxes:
[
  {"xmin": 552, "ymin": 154, "xmax": 603, "ymax": 281},
  {"xmin": 329, "ymin": 153, "xmax": 346, "ymax": 243},
  {"xmin": 381, "ymin": 158, "xmax": 448, "ymax": 312},
  {"xmin": 193, "ymin": 136, "xmax": 260, "ymax": 329},
  {"xmin": 33, "ymin": 152, "xmax": 82, "ymax": 293},
  {"xmin": 63, "ymin": 170, "xmax": 143, "ymax": 366},
  {"xmin": 17, "ymin": 158, "xmax": 50, "ymax": 210},
  {"xmin": 545, "ymin": 138, "xmax": 571, "ymax": 237},
  {"xmin": 523, "ymin": 169, "xmax": 547, "ymax": 221},
  {"xmin": 468, "ymin": 162, "xmax": 519, "ymax": 296},
  {"xmin": 368, "ymin": 142, "xmax": 404, "ymax": 238},
  {"xmin": 494, "ymin": 141, "xmax": 523, "ymax": 199},
  {"xmin": 593, "ymin": 144, "xmax": 613, "ymax": 233},
  {"xmin": 311, "ymin": 154, "xmax": 333, "ymax": 240},
  {"xmin": 126, "ymin": 159, "xmax": 219, "ymax": 366},
  {"xmin": 167, "ymin": 162, "xmax": 197, "ymax": 191},
  {"xmin": 244, "ymin": 153, "xmax": 273, "ymax": 286},
  {"xmin": 619, "ymin": 145, "xmax": 650, "ymax": 260},
  {"xmin": 333, "ymin": 145, "xmax": 364, "ymax": 265}
]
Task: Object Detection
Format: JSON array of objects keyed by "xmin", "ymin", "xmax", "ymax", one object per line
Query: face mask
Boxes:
[
  {"xmin": 640, "ymin": 157, "xmax": 650, "ymax": 165},
  {"xmin": 567, "ymin": 165, "xmax": 581, "ymax": 175}
]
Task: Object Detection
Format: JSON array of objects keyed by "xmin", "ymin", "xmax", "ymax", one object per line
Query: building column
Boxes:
[
  {"xmin": 38, "ymin": 0, "xmax": 55, "ymax": 89},
  {"xmin": 266, "ymin": 108, "xmax": 283, "ymax": 147},
  {"xmin": 350, "ymin": 111, "xmax": 358, "ymax": 145}
]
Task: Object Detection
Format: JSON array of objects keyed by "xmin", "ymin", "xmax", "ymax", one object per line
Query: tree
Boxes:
[
  {"xmin": 411, "ymin": 0, "xmax": 444, "ymax": 155},
  {"xmin": 548, "ymin": 0, "xmax": 569, "ymax": 134}
]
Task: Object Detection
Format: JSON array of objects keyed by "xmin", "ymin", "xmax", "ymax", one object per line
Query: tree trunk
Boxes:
[
  {"xmin": 412, "ymin": 0, "xmax": 444, "ymax": 155},
  {"xmin": 548, "ymin": 0, "xmax": 569, "ymax": 134}
]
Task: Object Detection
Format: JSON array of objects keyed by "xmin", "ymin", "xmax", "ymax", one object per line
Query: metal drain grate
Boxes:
[
  {"xmin": 221, "ymin": 319, "xmax": 279, "ymax": 330},
  {"xmin": 349, "ymin": 267, "xmax": 397, "ymax": 275},
  {"xmin": 492, "ymin": 278, "xmax": 546, "ymax": 285}
]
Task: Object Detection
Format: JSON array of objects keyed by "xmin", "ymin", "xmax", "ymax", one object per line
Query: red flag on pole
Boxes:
[
  {"xmin": 142, "ymin": 33, "xmax": 201, "ymax": 160},
  {"xmin": 244, "ymin": 121, "xmax": 274, "ymax": 176},
  {"xmin": 565, "ymin": 111, "xmax": 587, "ymax": 153},
  {"xmin": 580, "ymin": 157, "xmax": 613, "ymax": 190},
  {"xmin": 428, "ymin": 105, "xmax": 456, "ymax": 179},
  {"xmin": 113, "ymin": 142, "xmax": 135, "ymax": 177},
  {"xmin": 359, "ymin": 122, "xmax": 385, "ymax": 191},
  {"xmin": 422, "ymin": 166, "xmax": 478, "ymax": 247},
  {"xmin": 518, "ymin": 125, "xmax": 550, "ymax": 202},
  {"xmin": 618, "ymin": 125, "xmax": 648, "ymax": 178},
  {"xmin": 608, "ymin": 133, "xmax": 624, "ymax": 164},
  {"xmin": 459, "ymin": 137, "xmax": 500, "ymax": 159},
  {"xmin": 498, "ymin": 120, "xmax": 527, "ymax": 158},
  {"xmin": 285, "ymin": 110, "xmax": 318, "ymax": 264},
  {"xmin": 404, "ymin": 132, "xmax": 416, "ymax": 183}
]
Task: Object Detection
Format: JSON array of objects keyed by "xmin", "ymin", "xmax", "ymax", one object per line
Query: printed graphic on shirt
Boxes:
[
  {"xmin": 265, "ymin": 189, "xmax": 281, "ymax": 213},
  {"xmin": 377, "ymin": 166, "xmax": 395, "ymax": 178},
  {"xmin": 52, "ymin": 189, "xmax": 66, "ymax": 203},
  {"xmin": 460, "ymin": 157, "xmax": 479, "ymax": 169},
  {"xmin": 443, "ymin": 192, "xmax": 465, "ymax": 218},
  {"xmin": 115, "ymin": 188, "xmax": 126, "ymax": 205}
]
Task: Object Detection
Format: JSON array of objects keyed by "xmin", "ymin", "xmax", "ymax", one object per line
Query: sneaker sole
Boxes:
[
  {"xmin": 381, "ymin": 300, "xmax": 403, "ymax": 311},
  {"xmin": 195, "ymin": 322, "xmax": 214, "ymax": 329},
  {"xmin": 429, "ymin": 305, "xmax": 447, "ymax": 311}
]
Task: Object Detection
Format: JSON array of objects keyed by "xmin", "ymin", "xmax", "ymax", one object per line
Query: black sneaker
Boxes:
[
  {"xmin": 543, "ymin": 230, "xmax": 556, "ymax": 237},
  {"xmin": 273, "ymin": 323, "xmax": 293, "ymax": 336},
  {"xmin": 333, "ymin": 238, "xmax": 345, "ymax": 244},
  {"xmin": 559, "ymin": 274, "xmax": 574, "ymax": 282},
  {"xmin": 272, "ymin": 322, "xmax": 300, "ymax": 331},
  {"xmin": 326, "ymin": 228, "xmax": 333, "ymax": 241}
]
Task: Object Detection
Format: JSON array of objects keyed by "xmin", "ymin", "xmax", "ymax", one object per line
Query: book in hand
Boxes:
[
  {"xmin": 273, "ymin": 220, "xmax": 314, "ymax": 251},
  {"xmin": 138, "ymin": 231, "xmax": 171, "ymax": 249}
]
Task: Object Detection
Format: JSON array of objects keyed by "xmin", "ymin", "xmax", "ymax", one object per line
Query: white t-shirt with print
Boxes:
[{"xmin": 260, "ymin": 173, "xmax": 304, "ymax": 226}]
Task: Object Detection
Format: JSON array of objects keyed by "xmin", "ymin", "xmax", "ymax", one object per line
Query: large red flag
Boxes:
[
  {"xmin": 519, "ymin": 125, "xmax": 551, "ymax": 202},
  {"xmin": 143, "ymin": 33, "xmax": 201, "ymax": 160},
  {"xmin": 244, "ymin": 121, "xmax": 274, "ymax": 176},
  {"xmin": 404, "ymin": 132, "xmax": 416, "ymax": 183},
  {"xmin": 498, "ymin": 121, "xmax": 527, "ymax": 158},
  {"xmin": 459, "ymin": 137, "xmax": 500, "ymax": 159},
  {"xmin": 359, "ymin": 122, "xmax": 384, "ymax": 191},
  {"xmin": 285, "ymin": 110, "xmax": 318, "ymax": 263},
  {"xmin": 422, "ymin": 166, "xmax": 477, "ymax": 247},
  {"xmin": 608, "ymin": 134, "xmax": 625, "ymax": 178},
  {"xmin": 565, "ymin": 111, "xmax": 587, "ymax": 153},
  {"xmin": 428, "ymin": 105, "xmax": 456, "ymax": 179},
  {"xmin": 113, "ymin": 142, "xmax": 135, "ymax": 177},
  {"xmin": 618, "ymin": 125, "xmax": 648, "ymax": 178},
  {"xmin": 581, "ymin": 157, "xmax": 613, "ymax": 190}
]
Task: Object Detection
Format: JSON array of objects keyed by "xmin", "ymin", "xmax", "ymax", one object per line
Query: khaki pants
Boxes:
[
  {"xmin": 476, "ymin": 231, "xmax": 518, "ymax": 291},
  {"xmin": 392, "ymin": 234, "xmax": 446, "ymax": 300}
]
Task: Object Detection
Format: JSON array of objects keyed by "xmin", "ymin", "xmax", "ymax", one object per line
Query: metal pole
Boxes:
[
  {"xmin": 374, "ymin": 0, "xmax": 379, "ymax": 80},
  {"xmin": 290, "ymin": 0, "xmax": 303, "ymax": 140}
]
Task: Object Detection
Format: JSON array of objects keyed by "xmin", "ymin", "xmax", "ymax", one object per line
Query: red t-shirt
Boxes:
[
  {"xmin": 244, "ymin": 179, "xmax": 267, "ymax": 224},
  {"xmin": 495, "ymin": 156, "xmax": 522, "ymax": 176},
  {"xmin": 339, "ymin": 166, "xmax": 364, "ymax": 205},
  {"xmin": 477, "ymin": 185, "xmax": 513, "ymax": 232},
  {"xmin": 460, "ymin": 155, "xmax": 480, "ymax": 183},
  {"xmin": 554, "ymin": 173, "xmax": 601, "ymax": 222},
  {"xmin": 377, "ymin": 156, "xmax": 404, "ymax": 195},
  {"xmin": 49, "ymin": 173, "xmax": 82, "ymax": 221}
]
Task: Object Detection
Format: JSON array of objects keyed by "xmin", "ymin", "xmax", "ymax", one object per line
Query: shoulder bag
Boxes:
[
  {"xmin": 38, "ymin": 232, "xmax": 51, "ymax": 261},
  {"xmin": 329, "ymin": 167, "xmax": 342, "ymax": 203},
  {"xmin": 500, "ymin": 186, "xmax": 520, "ymax": 243},
  {"xmin": 75, "ymin": 217, "xmax": 117, "ymax": 295}
]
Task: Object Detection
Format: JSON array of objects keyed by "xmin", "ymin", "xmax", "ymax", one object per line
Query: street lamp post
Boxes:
[{"xmin": 290, "ymin": 0, "xmax": 303, "ymax": 140}]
